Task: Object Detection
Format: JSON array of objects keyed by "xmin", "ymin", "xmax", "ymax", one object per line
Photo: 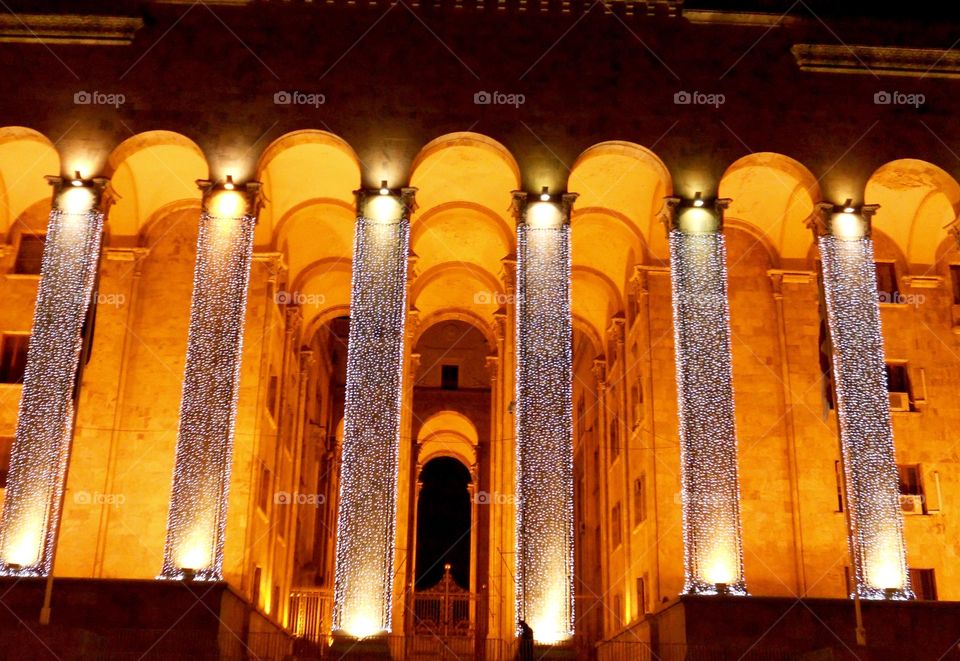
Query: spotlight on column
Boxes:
[
  {"xmin": 540, "ymin": 185, "xmax": 550, "ymax": 201},
  {"xmin": 842, "ymin": 198, "xmax": 856, "ymax": 213},
  {"xmin": 223, "ymin": 175, "xmax": 235, "ymax": 191},
  {"xmin": 71, "ymin": 170, "xmax": 83, "ymax": 186},
  {"xmin": 692, "ymin": 191, "xmax": 704, "ymax": 207},
  {"xmin": 379, "ymin": 179, "xmax": 390, "ymax": 195}
]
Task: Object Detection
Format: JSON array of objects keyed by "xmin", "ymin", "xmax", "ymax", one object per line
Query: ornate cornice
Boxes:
[
  {"xmin": 792, "ymin": 44, "xmax": 960, "ymax": 79},
  {"xmin": 0, "ymin": 14, "xmax": 143, "ymax": 46}
]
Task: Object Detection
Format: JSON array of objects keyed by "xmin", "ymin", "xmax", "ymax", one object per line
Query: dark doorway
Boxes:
[{"xmin": 415, "ymin": 457, "xmax": 471, "ymax": 590}]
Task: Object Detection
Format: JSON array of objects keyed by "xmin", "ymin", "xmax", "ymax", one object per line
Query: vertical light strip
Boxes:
[
  {"xmin": 161, "ymin": 186, "xmax": 258, "ymax": 581},
  {"xmin": 817, "ymin": 213, "xmax": 911, "ymax": 600},
  {"xmin": 667, "ymin": 199, "xmax": 746, "ymax": 596},
  {"xmin": 333, "ymin": 189, "xmax": 414, "ymax": 638},
  {"xmin": 0, "ymin": 183, "xmax": 106, "ymax": 576},
  {"xmin": 514, "ymin": 193, "xmax": 576, "ymax": 645}
]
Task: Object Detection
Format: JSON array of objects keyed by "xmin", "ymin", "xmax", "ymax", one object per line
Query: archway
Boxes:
[{"xmin": 415, "ymin": 457, "xmax": 473, "ymax": 590}]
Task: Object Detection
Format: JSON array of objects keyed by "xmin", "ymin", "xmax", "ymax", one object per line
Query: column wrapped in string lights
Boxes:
[
  {"xmin": 332, "ymin": 185, "xmax": 416, "ymax": 639},
  {"xmin": 813, "ymin": 202, "xmax": 912, "ymax": 600},
  {"xmin": 664, "ymin": 195, "xmax": 747, "ymax": 596},
  {"xmin": 160, "ymin": 179, "xmax": 261, "ymax": 581},
  {"xmin": 512, "ymin": 189, "xmax": 577, "ymax": 644},
  {"xmin": 0, "ymin": 175, "xmax": 108, "ymax": 576}
]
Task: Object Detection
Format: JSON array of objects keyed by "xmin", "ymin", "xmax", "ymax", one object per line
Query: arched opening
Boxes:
[{"xmin": 415, "ymin": 457, "xmax": 473, "ymax": 590}]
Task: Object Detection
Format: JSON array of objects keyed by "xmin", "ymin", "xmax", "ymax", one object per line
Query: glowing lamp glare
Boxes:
[{"xmin": 208, "ymin": 190, "xmax": 246, "ymax": 218}]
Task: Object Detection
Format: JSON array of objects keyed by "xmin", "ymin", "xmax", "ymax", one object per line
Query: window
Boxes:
[
  {"xmin": 267, "ymin": 374, "xmax": 279, "ymax": 420},
  {"xmin": 886, "ymin": 363, "xmax": 913, "ymax": 411},
  {"xmin": 834, "ymin": 460, "xmax": 845, "ymax": 512},
  {"xmin": 252, "ymin": 566, "xmax": 263, "ymax": 606},
  {"xmin": 0, "ymin": 436, "xmax": 12, "ymax": 488},
  {"xmin": 951, "ymin": 265, "xmax": 960, "ymax": 305},
  {"xmin": 898, "ymin": 464, "xmax": 925, "ymax": 515},
  {"xmin": 609, "ymin": 415, "xmax": 620, "ymax": 462},
  {"xmin": 635, "ymin": 576, "xmax": 647, "ymax": 618},
  {"xmin": 441, "ymin": 364, "xmax": 459, "ymax": 390},
  {"xmin": 258, "ymin": 462, "xmax": 272, "ymax": 513},
  {"xmin": 875, "ymin": 262, "xmax": 900, "ymax": 303},
  {"xmin": 14, "ymin": 234, "xmax": 44, "ymax": 275},
  {"xmin": 0, "ymin": 334, "xmax": 29, "ymax": 384},
  {"xmin": 910, "ymin": 568, "xmax": 937, "ymax": 601},
  {"xmin": 611, "ymin": 502, "xmax": 622, "ymax": 548},
  {"xmin": 630, "ymin": 384, "xmax": 642, "ymax": 427},
  {"xmin": 612, "ymin": 594, "xmax": 622, "ymax": 629},
  {"xmin": 576, "ymin": 396, "xmax": 585, "ymax": 438},
  {"xmin": 633, "ymin": 476, "xmax": 647, "ymax": 526}
]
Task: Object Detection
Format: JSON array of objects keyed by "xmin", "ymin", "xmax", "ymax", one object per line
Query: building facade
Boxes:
[{"xmin": 0, "ymin": 1, "xmax": 959, "ymax": 658}]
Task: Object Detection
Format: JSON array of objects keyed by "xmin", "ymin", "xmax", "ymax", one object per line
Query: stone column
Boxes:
[
  {"xmin": 512, "ymin": 190, "xmax": 577, "ymax": 644},
  {"xmin": 332, "ymin": 186, "xmax": 417, "ymax": 637},
  {"xmin": 663, "ymin": 195, "xmax": 746, "ymax": 596},
  {"xmin": 160, "ymin": 179, "xmax": 261, "ymax": 581},
  {"xmin": 0, "ymin": 175, "xmax": 110, "ymax": 576},
  {"xmin": 812, "ymin": 202, "xmax": 911, "ymax": 600}
]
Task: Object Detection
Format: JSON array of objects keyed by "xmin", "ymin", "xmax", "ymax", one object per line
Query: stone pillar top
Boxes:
[
  {"xmin": 808, "ymin": 201, "xmax": 880, "ymax": 239},
  {"xmin": 661, "ymin": 194, "xmax": 730, "ymax": 235}
]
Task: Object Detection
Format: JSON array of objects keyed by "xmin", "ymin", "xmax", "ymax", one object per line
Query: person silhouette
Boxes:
[{"xmin": 518, "ymin": 619, "xmax": 534, "ymax": 660}]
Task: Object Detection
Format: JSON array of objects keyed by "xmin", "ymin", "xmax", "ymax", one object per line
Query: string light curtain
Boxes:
[
  {"xmin": 665, "ymin": 198, "xmax": 747, "ymax": 596},
  {"xmin": 815, "ymin": 204, "xmax": 911, "ymax": 600},
  {"xmin": 160, "ymin": 183, "xmax": 260, "ymax": 581},
  {"xmin": 332, "ymin": 188, "xmax": 416, "ymax": 638},
  {"xmin": 513, "ymin": 191, "xmax": 577, "ymax": 644},
  {"xmin": 0, "ymin": 179, "xmax": 108, "ymax": 576}
]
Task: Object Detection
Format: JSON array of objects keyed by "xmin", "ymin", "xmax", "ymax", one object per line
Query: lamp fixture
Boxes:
[
  {"xmin": 842, "ymin": 199, "xmax": 855, "ymax": 213},
  {"xmin": 223, "ymin": 175, "xmax": 235, "ymax": 191},
  {"xmin": 379, "ymin": 180, "xmax": 390, "ymax": 195},
  {"xmin": 539, "ymin": 186, "xmax": 550, "ymax": 202},
  {"xmin": 692, "ymin": 191, "xmax": 704, "ymax": 208},
  {"xmin": 71, "ymin": 171, "xmax": 83, "ymax": 187}
]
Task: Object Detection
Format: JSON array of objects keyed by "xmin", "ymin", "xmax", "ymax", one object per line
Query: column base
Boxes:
[{"xmin": 328, "ymin": 632, "xmax": 393, "ymax": 659}]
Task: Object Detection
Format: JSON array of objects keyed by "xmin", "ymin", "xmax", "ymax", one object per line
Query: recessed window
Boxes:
[
  {"xmin": 609, "ymin": 415, "xmax": 620, "ymax": 462},
  {"xmin": 635, "ymin": 576, "xmax": 647, "ymax": 618},
  {"xmin": 258, "ymin": 462, "xmax": 272, "ymax": 513},
  {"xmin": 611, "ymin": 502, "xmax": 622, "ymax": 548},
  {"xmin": 886, "ymin": 363, "xmax": 913, "ymax": 412},
  {"xmin": 0, "ymin": 436, "xmax": 12, "ymax": 488},
  {"xmin": 633, "ymin": 476, "xmax": 647, "ymax": 526},
  {"xmin": 898, "ymin": 464, "xmax": 925, "ymax": 515},
  {"xmin": 910, "ymin": 568, "xmax": 937, "ymax": 601},
  {"xmin": 0, "ymin": 334, "xmax": 29, "ymax": 384},
  {"xmin": 440, "ymin": 364, "xmax": 459, "ymax": 390},
  {"xmin": 13, "ymin": 234, "xmax": 44, "ymax": 275},
  {"xmin": 267, "ymin": 374, "xmax": 279, "ymax": 419},
  {"xmin": 834, "ymin": 460, "xmax": 845, "ymax": 513},
  {"xmin": 875, "ymin": 262, "xmax": 900, "ymax": 304},
  {"xmin": 950, "ymin": 265, "xmax": 960, "ymax": 305}
]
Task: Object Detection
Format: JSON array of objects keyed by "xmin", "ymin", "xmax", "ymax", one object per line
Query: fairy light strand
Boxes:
[
  {"xmin": 668, "ymin": 209, "xmax": 747, "ymax": 596},
  {"xmin": 160, "ymin": 207, "xmax": 257, "ymax": 581},
  {"xmin": 514, "ymin": 196, "xmax": 575, "ymax": 644},
  {"xmin": 332, "ymin": 192, "xmax": 412, "ymax": 637},
  {"xmin": 818, "ymin": 231, "xmax": 911, "ymax": 600},
  {"xmin": 0, "ymin": 201, "xmax": 104, "ymax": 576}
]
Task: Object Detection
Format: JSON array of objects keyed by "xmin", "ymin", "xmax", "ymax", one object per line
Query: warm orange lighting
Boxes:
[
  {"xmin": 208, "ymin": 189, "xmax": 247, "ymax": 218},
  {"xmin": 525, "ymin": 201, "xmax": 563, "ymax": 229},
  {"xmin": 223, "ymin": 175, "xmax": 235, "ymax": 191},
  {"xmin": 58, "ymin": 186, "xmax": 96, "ymax": 214},
  {"xmin": 363, "ymin": 194, "xmax": 402, "ymax": 223}
]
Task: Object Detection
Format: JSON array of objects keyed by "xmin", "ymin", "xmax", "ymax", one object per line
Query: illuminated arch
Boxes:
[
  {"xmin": 866, "ymin": 159, "xmax": 960, "ymax": 267},
  {"xmin": 0, "ymin": 127, "xmax": 60, "ymax": 238},
  {"xmin": 414, "ymin": 310, "xmax": 498, "ymax": 351},
  {"xmin": 106, "ymin": 131, "xmax": 208, "ymax": 239},
  {"xmin": 416, "ymin": 410, "xmax": 480, "ymax": 468},
  {"xmin": 411, "ymin": 262, "xmax": 505, "ymax": 324},
  {"xmin": 719, "ymin": 152, "xmax": 820, "ymax": 264}
]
